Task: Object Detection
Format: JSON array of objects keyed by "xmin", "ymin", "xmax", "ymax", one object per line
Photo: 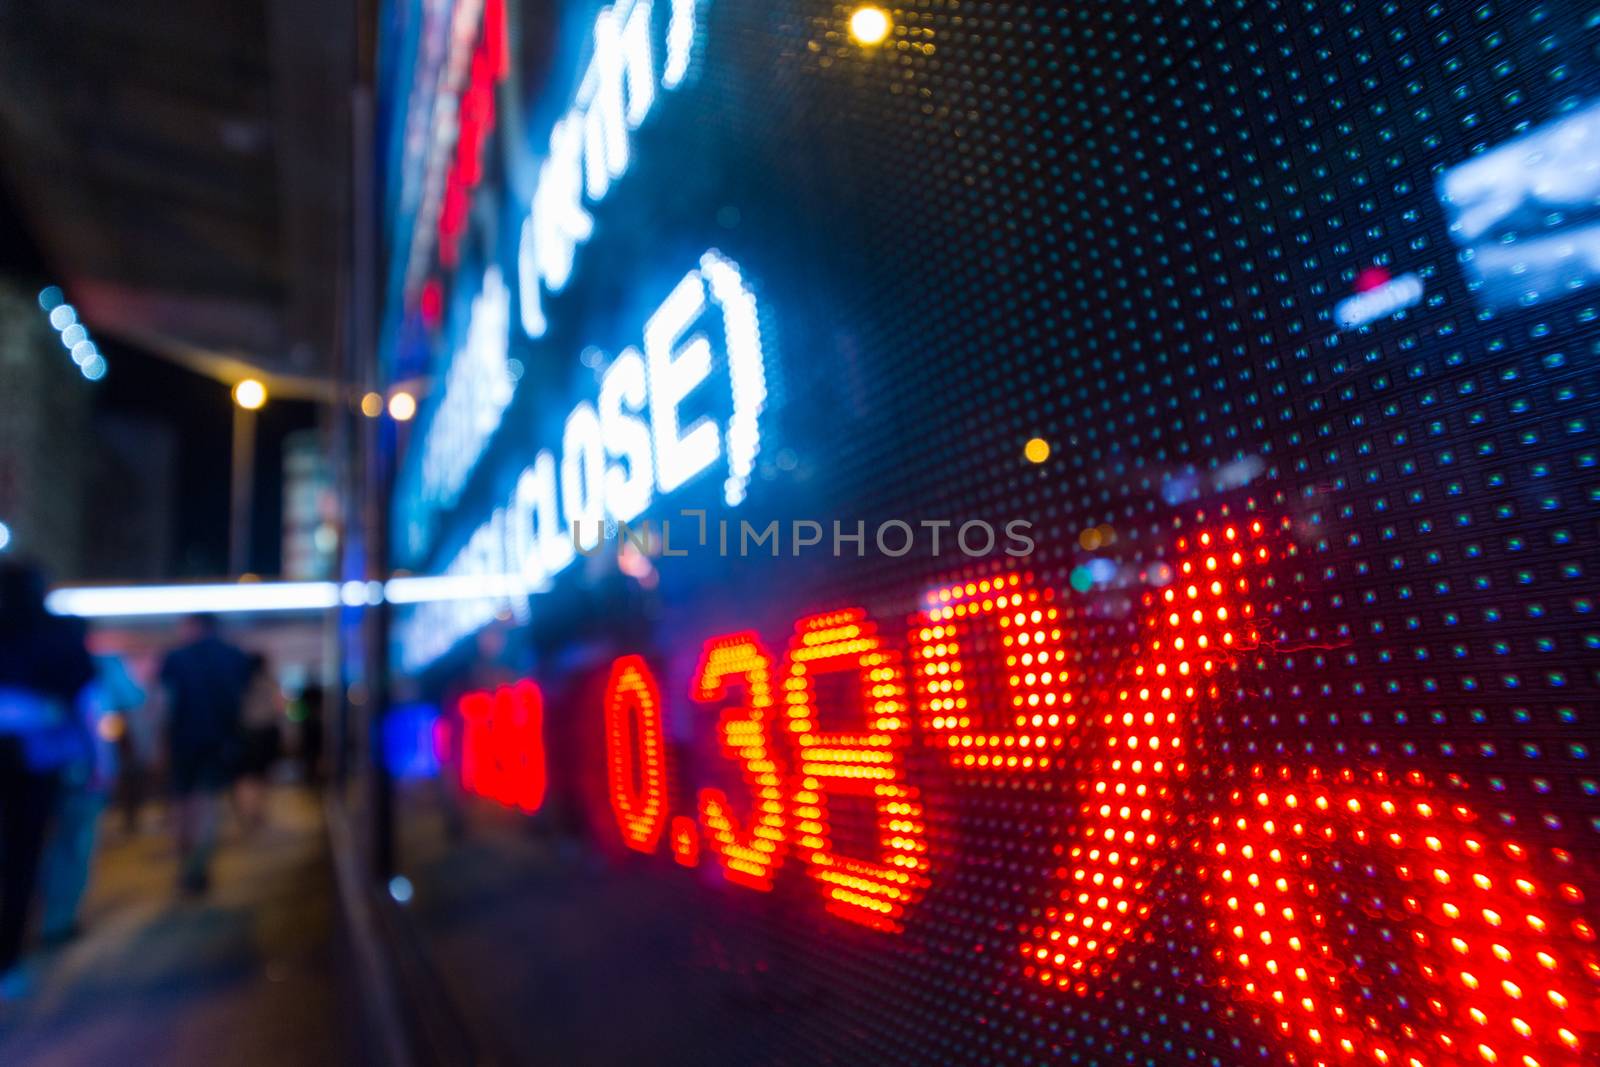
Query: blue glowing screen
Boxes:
[{"xmin": 378, "ymin": 1, "xmax": 1600, "ymax": 1063}]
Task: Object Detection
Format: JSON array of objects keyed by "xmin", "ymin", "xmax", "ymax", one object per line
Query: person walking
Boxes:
[
  {"xmin": 101, "ymin": 652, "xmax": 155, "ymax": 834},
  {"xmin": 159, "ymin": 614, "xmax": 250, "ymax": 896},
  {"xmin": 38, "ymin": 650, "xmax": 141, "ymax": 944},
  {"xmin": 0, "ymin": 560, "xmax": 94, "ymax": 998}
]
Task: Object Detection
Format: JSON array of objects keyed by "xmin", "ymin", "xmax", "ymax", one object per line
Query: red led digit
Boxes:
[
  {"xmin": 1024, "ymin": 518, "xmax": 1289, "ymax": 991},
  {"xmin": 1018, "ymin": 511, "xmax": 1600, "ymax": 1065},
  {"xmin": 690, "ymin": 633, "xmax": 788, "ymax": 891},
  {"xmin": 604, "ymin": 655, "xmax": 669, "ymax": 854},
  {"xmin": 670, "ymin": 815, "xmax": 701, "ymax": 868},
  {"xmin": 781, "ymin": 608, "xmax": 928, "ymax": 932},
  {"xmin": 458, "ymin": 689, "xmax": 493, "ymax": 800},
  {"xmin": 913, "ymin": 572, "xmax": 1075, "ymax": 771},
  {"xmin": 458, "ymin": 680, "xmax": 547, "ymax": 813},
  {"xmin": 1206, "ymin": 767, "xmax": 1600, "ymax": 1067},
  {"xmin": 497, "ymin": 681, "xmax": 547, "ymax": 813}
]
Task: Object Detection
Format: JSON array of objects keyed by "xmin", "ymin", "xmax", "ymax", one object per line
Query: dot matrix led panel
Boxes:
[{"xmin": 381, "ymin": 0, "xmax": 1600, "ymax": 1063}]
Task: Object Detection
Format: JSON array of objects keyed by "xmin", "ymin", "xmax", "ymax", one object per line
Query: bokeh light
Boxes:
[
  {"xmin": 388, "ymin": 391, "xmax": 418, "ymax": 421},
  {"xmin": 233, "ymin": 378, "xmax": 268, "ymax": 410},
  {"xmin": 848, "ymin": 5, "xmax": 891, "ymax": 46}
]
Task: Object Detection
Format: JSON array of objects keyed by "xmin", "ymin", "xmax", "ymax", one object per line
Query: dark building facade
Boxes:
[{"xmin": 0, "ymin": 279, "xmax": 90, "ymax": 580}]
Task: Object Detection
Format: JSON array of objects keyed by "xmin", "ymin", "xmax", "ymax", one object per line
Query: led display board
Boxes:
[{"xmin": 378, "ymin": 0, "xmax": 1600, "ymax": 1063}]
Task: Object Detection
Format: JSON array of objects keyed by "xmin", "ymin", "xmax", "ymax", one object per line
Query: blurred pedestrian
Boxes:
[
  {"xmin": 233, "ymin": 653, "xmax": 282, "ymax": 833},
  {"xmin": 159, "ymin": 614, "xmax": 250, "ymax": 896},
  {"xmin": 0, "ymin": 560, "xmax": 94, "ymax": 998},
  {"xmin": 99, "ymin": 653, "xmax": 155, "ymax": 834},
  {"xmin": 38, "ymin": 651, "xmax": 141, "ymax": 944}
]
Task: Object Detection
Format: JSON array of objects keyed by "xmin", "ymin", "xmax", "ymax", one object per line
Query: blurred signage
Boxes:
[
  {"xmin": 282, "ymin": 430, "xmax": 336, "ymax": 581},
  {"xmin": 392, "ymin": 0, "xmax": 728, "ymax": 668},
  {"xmin": 516, "ymin": 0, "xmax": 702, "ymax": 338},
  {"xmin": 397, "ymin": 249, "xmax": 766, "ymax": 672},
  {"xmin": 381, "ymin": 701, "xmax": 444, "ymax": 781},
  {"xmin": 372, "ymin": 1, "xmax": 1600, "ymax": 1064},
  {"xmin": 458, "ymin": 680, "xmax": 546, "ymax": 811},
  {"xmin": 1333, "ymin": 271, "xmax": 1424, "ymax": 329},
  {"xmin": 417, "ymin": 266, "xmax": 514, "ymax": 508},
  {"xmin": 1440, "ymin": 99, "xmax": 1600, "ymax": 309},
  {"xmin": 442, "ymin": 515, "xmax": 1600, "ymax": 1066},
  {"xmin": 400, "ymin": 0, "xmax": 511, "ymax": 301}
]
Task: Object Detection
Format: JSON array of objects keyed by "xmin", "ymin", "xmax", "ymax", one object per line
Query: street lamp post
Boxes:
[{"xmin": 230, "ymin": 378, "xmax": 267, "ymax": 575}]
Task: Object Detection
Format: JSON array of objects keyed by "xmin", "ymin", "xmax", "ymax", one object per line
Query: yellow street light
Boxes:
[
  {"xmin": 229, "ymin": 378, "xmax": 267, "ymax": 573},
  {"xmin": 388, "ymin": 391, "xmax": 417, "ymax": 422},
  {"xmin": 233, "ymin": 378, "xmax": 267, "ymax": 410},
  {"xmin": 360, "ymin": 391, "xmax": 384, "ymax": 418}
]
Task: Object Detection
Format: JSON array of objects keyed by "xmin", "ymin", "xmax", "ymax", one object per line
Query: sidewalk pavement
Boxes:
[{"xmin": 0, "ymin": 787, "xmax": 350, "ymax": 1066}]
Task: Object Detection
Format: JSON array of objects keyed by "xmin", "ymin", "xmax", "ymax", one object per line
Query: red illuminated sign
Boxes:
[
  {"xmin": 1025, "ymin": 524, "xmax": 1262, "ymax": 990},
  {"xmin": 689, "ymin": 633, "xmax": 786, "ymax": 891},
  {"xmin": 458, "ymin": 679, "xmax": 546, "ymax": 813},
  {"xmin": 1207, "ymin": 767, "xmax": 1594, "ymax": 1065},
  {"xmin": 604, "ymin": 654, "xmax": 670, "ymax": 853},
  {"xmin": 913, "ymin": 572, "xmax": 1074, "ymax": 771},
  {"xmin": 781, "ymin": 608, "xmax": 928, "ymax": 933},
  {"xmin": 437, "ymin": 0, "xmax": 509, "ymax": 274},
  {"xmin": 452, "ymin": 513, "xmax": 1600, "ymax": 1063}
]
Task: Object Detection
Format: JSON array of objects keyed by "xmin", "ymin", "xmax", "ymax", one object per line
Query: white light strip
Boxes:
[
  {"xmin": 48, "ymin": 582, "xmax": 342, "ymax": 618},
  {"xmin": 383, "ymin": 573, "xmax": 534, "ymax": 605},
  {"xmin": 44, "ymin": 573, "xmax": 551, "ymax": 619}
]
